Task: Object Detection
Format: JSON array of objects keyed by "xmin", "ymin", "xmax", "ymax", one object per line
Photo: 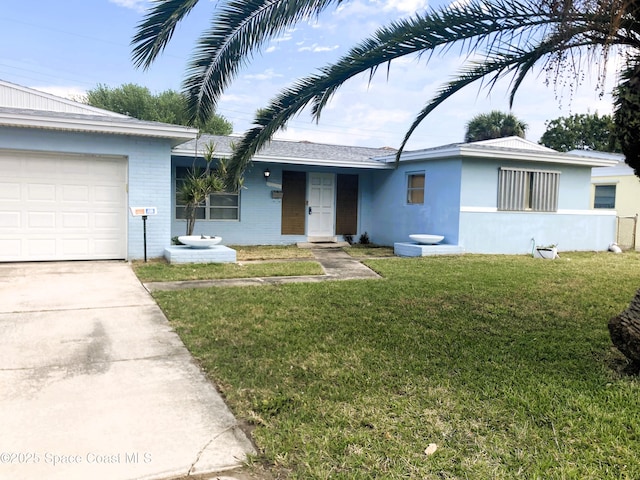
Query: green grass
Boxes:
[
  {"xmin": 344, "ymin": 245, "xmax": 396, "ymax": 258},
  {"xmin": 232, "ymin": 244, "xmax": 315, "ymax": 261},
  {"xmin": 153, "ymin": 252, "xmax": 640, "ymax": 479},
  {"xmin": 134, "ymin": 260, "xmax": 323, "ymax": 282}
]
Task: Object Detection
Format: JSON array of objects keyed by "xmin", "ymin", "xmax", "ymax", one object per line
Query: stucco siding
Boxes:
[
  {"xmin": 459, "ymin": 210, "xmax": 616, "ymax": 253},
  {"xmin": 460, "ymin": 159, "xmax": 592, "ymax": 210},
  {"xmin": 591, "ymin": 174, "xmax": 640, "ymax": 218},
  {"xmin": 368, "ymin": 160, "xmax": 462, "ymax": 246},
  {"xmin": 171, "ymin": 158, "xmax": 376, "ymax": 244},
  {"xmin": 0, "ymin": 126, "xmax": 173, "ymax": 260}
]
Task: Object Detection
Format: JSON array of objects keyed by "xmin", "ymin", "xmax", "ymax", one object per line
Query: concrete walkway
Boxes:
[
  {"xmin": 0, "ymin": 261, "xmax": 255, "ymax": 480},
  {"xmin": 145, "ymin": 247, "xmax": 381, "ymax": 292}
]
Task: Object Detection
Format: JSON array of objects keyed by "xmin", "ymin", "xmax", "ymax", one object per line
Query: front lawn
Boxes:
[
  {"xmin": 153, "ymin": 252, "xmax": 640, "ymax": 479},
  {"xmin": 134, "ymin": 260, "xmax": 323, "ymax": 283}
]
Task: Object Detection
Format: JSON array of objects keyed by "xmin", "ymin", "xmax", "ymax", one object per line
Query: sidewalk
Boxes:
[{"xmin": 145, "ymin": 247, "xmax": 381, "ymax": 292}]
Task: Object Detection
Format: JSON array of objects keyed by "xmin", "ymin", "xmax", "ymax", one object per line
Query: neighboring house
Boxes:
[
  {"xmin": 0, "ymin": 80, "xmax": 197, "ymax": 262},
  {"xmin": 586, "ymin": 151, "xmax": 640, "ymax": 248},
  {"xmin": 172, "ymin": 135, "xmax": 618, "ymax": 254},
  {"xmin": 588, "ymin": 152, "xmax": 639, "ymax": 216},
  {"xmin": 0, "ymin": 80, "xmax": 618, "ymax": 261}
]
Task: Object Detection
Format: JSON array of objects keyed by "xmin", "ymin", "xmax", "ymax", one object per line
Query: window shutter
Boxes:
[
  {"xmin": 499, "ymin": 168, "xmax": 559, "ymax": 212},
  {"xmin": 498, "ymin": 169, "xmax": 526, "ymax": 210},
  {"xmin": 531, "ymin": 171, "xmax": 559, "ymax": 212}
]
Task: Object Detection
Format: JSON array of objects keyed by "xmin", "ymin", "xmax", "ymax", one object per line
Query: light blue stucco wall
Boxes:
[
  {"xmin": 460, "ymin": 159, "xmax": 593, "ymax": 210},
  {"xmin": 171, "ymin": 157, "xmax": 379, "ymax": 245},
  {"xmin": 367, "ymin": 159, "xmax": 462, "ymax": 246},
  {"xmin": 0, "ymin": 126, "xmax": 174, "ymax": 260},
  {"xmin": 168, "ymin": 152, "xmax": 613, "ymax": 253},
  {"xmin": 459, "ymin": 211, "xmax": 617, "ymax": 253},
  {"xmin": 459, "ymin": 158, "xmax": 616, "ymax": 253}
]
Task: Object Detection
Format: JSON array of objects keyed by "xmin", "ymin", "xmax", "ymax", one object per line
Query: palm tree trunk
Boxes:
[
  {"xmin": 610, "ymin": 62, "xmax": 640, "ymax": 373},
  {"xmin": 184, "ymin": 205, "xmax": 196, "ymax": 236},
  {"xmin": 609, "ymin": 289, "xmax": 640, "ymax": 372}
]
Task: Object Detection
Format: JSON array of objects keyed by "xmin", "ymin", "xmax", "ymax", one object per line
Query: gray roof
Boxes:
[
  {"xmin": 0, "ymin": 106, "xmax": 197, "ymax": 145},
  {"xmin": 1, "ymin": 106, "xmax": 177, "ymax": 128},
  {"xmin": 173, "ymin": 134, "xmax": 396, "ymax": 165},
  {"xmin": 174, "ymin": 135, "xmax": 616, "ymax": 169},
  {"xmin": 0, "ymin": 80, "xmax": 198, "ymax": 145}
]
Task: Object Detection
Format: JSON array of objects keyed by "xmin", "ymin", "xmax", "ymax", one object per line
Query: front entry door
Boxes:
[{"xmin": 307, "ymin": 172, "xmax": 335, "ymax": 238}]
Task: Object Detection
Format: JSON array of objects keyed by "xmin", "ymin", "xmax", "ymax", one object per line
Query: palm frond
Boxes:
[
  {"xmin": 227, "ymin": 0, "xmax": 640, "ymax": 175},
  {"xmin": 132, "ymin": 0, "xmax": 201, "ymax": 69},
  {"xmin": 183, "ymin": 0, "xmax": 343, "ymax": 122}
]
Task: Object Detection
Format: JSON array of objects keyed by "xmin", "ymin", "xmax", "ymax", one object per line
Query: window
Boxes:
[
  {"xmin": 407, "ymin": 173, "xmax": 425, "ymax": 204},
  {"xmin": 498, "ymin": 168, "xmax": 560, "ymax": 212},
  {"xmin": 594, "ymin": 184, "xmax": 616, "ymax": 209},
  {"xmin": 175, "ymin": 166, "xmax": 239, "ymax": 220}
]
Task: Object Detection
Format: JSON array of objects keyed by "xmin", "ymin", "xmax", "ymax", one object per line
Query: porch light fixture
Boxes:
[{"xmin": 263, "ymin": 169, "xmax": 271, "ymax": 180}]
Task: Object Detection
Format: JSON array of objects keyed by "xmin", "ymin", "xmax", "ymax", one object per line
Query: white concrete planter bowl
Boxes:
[
  {"xmin": 409, "ymin": 234, "xmax": 444, "ymax": 245},
  {"xmin": 534, "ymin": 246, "xmax": 558, "ymax": 259},
  {"xmin": 178, "ymin": 235, "xmax": 223, "ymax": 248}
]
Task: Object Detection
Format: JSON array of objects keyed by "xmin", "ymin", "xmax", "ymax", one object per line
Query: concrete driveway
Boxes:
[{"xmin": 0, "ymin": 261, "xmax": 255, "ymax": 480}]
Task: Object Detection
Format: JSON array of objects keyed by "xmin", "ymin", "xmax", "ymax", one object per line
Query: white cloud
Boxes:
[
  {"xmin": 447, "ymin": 0, "xmax": 472, "ymax": 10},
  {"xmin": 335, "ymin": 0, "xmax": 381, "ymax": 16},
  {"xmin": 271, "ymin": 29, "xmax": 297, "ymax": 44},
  {"xmin": 298, "ymin": 43, "xmax": 340, "ymax": 53},
  {"xmin": 242, "ymin": 68, "xmax": 284, "ymax": 81},
  {"xmin": 382, "ymin": 0, "xmax": 429, "ymax": 14},
  {"xmin": 265, "ymin": 46, "xmax": 277, "ymax": 53},
  {"xmin": 108, "ymin": 0, "xmax": 149, "ymax": 13}
]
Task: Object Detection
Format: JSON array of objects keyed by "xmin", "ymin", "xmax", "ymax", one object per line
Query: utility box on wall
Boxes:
[{"xmin": 271, "ymin": 190, "xmax": 283, "ymax": 199}]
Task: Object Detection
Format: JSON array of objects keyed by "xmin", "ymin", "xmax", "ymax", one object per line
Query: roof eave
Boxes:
[
  {"xmin": 0, "ymin": 111, "xmax": 198, "ymax": 145},
  {"xmin": 378, "ymin": 145, "xmax": 619, "ymax": 167},
  {"xmin": 171, "ymin": 147, "xmax": 392, "ymax": 169}
]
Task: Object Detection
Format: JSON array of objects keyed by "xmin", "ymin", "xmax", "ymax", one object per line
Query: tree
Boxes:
[
  {"xmin": 132, "ymin": 0, "xmax": 640, "ymax": 369},
  {"xmin": 177, "ymin": 142, "xmax": 226, "ymax": 235},
  {"xmin": 539, "ymin": 113, "xmax": 621, "ymax": 152},
  {"xmin": 465, "ymin": 111, "xmax": 527, "ymax": 142},
  {"xmin": 85, "ymin": 83, "xmax": 232, "ymax": 135}
]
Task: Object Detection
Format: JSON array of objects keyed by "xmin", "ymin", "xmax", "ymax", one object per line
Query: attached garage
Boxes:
[
  {"xmin": 0, "ymin": 151, "xmax": 127, "ymax": 261},
  {"xmin": 0, "ymin": 79, "xmax": 197, "ymax": 262}
]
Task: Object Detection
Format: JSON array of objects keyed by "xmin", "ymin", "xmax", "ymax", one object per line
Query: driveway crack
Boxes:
[{"xmin": 187, "ymin": 423, "xmax": 242, "ymax": 476}]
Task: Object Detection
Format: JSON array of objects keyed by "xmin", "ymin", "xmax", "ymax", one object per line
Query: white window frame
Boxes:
[
  {"xmin": 406, "ymin": 172, "xmax": 425, "ymax": 205},
  {"xmin": 175, "ymin": 166, "xmax": 240, "ymax": 221},
  {"xmin": 498, "ymin": 167, "xmax": 560, "ymax": 212}
]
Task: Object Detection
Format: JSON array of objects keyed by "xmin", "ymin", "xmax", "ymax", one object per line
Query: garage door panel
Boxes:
[
  {"xmin": 94, "ymin": 212, "xmax": 121, "ymax": 229},
  {"xmin": 62, "ymin": 238, "xmax": 90, "ymax": 255},
  {"xmin": 0, "ymin": 183, "xmax": 20, "ymax": 201},
  {"xmin": 27, "ymin": 184, "xmax": 56, "ymax": 202},
  {"xmin": 94, "ymin": 159, "xmax": 126, "ymax": 178},
  {"xmin": 95, "ymin": 239, "xmax": 122, "ymax": 256},
  {"xmin": 62, "ymin": 212, "xmax": 89, "ymax": 228},
  {"xmin": 62, "ymin": 185, "xmax": 90, "ymax": 202},
  {"xmin": 27, "ymin": 157, "xmax": 59, "ymax": 174},
  {"xmin": 0, "ymin": 151, "xmax": 127, "ymax": 261},
  {"xmin": 95, "ymin": 185, "xmax": 124, "ymax": 204},
  {"xmin": 0, "ymin": 238, "xmax": 21, "ymax": 256},
  {"xmin": 0, "ymin": 211, "xmax": 20, "ymax": 228},
  {"xmin": 27, "ymin": 238, "xmax": 56, "ymax": 257},
  {"xmin": 28, "ymin": 212, "xmax": 56, "ymax": 228}
]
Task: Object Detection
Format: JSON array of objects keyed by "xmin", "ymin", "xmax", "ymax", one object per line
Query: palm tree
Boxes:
[
  {"xmin": 177, "ymin": 141, "xmax": 225, "ymax": 235},
  {"xmin": 465, "ymin": 111, "xmax": 528, "ymax": 142},
  {"xmin": 133, "ymin": 0, "xmax": 640, "ymax": 369}
]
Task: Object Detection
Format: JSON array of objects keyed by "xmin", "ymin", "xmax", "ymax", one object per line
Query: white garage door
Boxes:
[{"xmin": 0, "ymin": 151, "xmax": 127, "ymax": 261}]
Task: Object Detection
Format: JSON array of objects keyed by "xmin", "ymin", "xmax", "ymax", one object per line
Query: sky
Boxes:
[{"xmin": 0, "ymin": 0, "xmax": 621, "ymax": 150}]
